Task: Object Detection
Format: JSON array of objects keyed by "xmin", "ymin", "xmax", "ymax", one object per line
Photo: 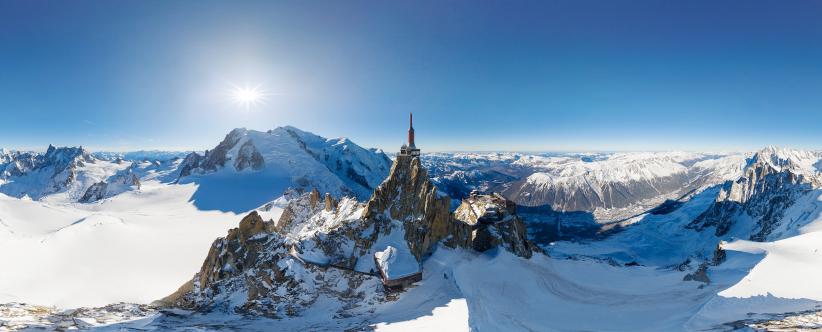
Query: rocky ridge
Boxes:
[
  {"xmin": 0, "ymin": 145, "xmax": 98, "ymax": 199},
  {"xmin": 80, "ymin": 165, "xmax": 142, "ymax": 203},
  {"xmin": 160, "ymin": 154, "xmax": 538, "ymax": 317},
  {"xmin": 688, "ymin": 148, "xmax": 822, "ymax": 241}
]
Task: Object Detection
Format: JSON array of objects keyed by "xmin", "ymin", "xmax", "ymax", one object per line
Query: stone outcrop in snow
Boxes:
[
  {"xmin": 79, "ymin": 165, "xmax": 142, "ymax": 203},
  {"xmin": 79, "ymin": 181, "xmax": 108, "ymax": 203},
  {"xmin": 452, "ymin": 193, "xmax": 537, "ymax": 258},
  {"xmin": 233, "ymin": 140, "xmax": 265, "ymax": 171}
]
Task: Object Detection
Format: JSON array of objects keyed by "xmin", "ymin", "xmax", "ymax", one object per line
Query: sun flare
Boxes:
[{"xmin": 229, "ymin": 84, "xmax": 267, "ymax": 109}]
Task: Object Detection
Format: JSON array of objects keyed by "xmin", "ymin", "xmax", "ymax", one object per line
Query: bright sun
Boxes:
[{"xmin": 230, "ymin": 84, "xmax": 267, "ymax": 109}]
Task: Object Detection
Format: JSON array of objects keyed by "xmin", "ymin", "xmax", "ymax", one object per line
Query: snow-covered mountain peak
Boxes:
[
  {"xmin": 521, "ymin": 152, "xmax": 692, "ymax": 187},
  {"xmin": 176, "ymin": 126, "xmax": 392, "ymax": 210},
  {"xmin": 0, "ymin": 145, "xmax": 108, "ymax": 200},
  {"xmin": 42, "ymin": 144, "xmax": 95, "ymax": 169},
  {"xmin": 500, "ymin": 152, "xmax": 748, "ymax": 213},
  {"xmin": 748, "ymin": 146, "xmax": 821, "ymax": 177}
]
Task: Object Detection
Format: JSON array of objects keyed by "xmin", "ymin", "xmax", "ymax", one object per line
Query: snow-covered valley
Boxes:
[
  {"xmin": 0, "ymin": 181, "xmax": 248, "ymax": 308},
  {"xmin": 2, "ymin": 130, "xmax": 822, "ymax": 331}
]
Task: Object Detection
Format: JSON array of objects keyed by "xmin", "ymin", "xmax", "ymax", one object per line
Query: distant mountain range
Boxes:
[
  {"xmin": 3, "ymin": 126, "xmax": 820, "ymax": 220},
  {"xmin": 0, "ymin": 127, "xmax": 393, "ymax": 212}
]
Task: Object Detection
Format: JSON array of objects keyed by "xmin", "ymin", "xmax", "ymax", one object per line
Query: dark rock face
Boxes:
[
  {"xmin": 452, "ymin": 194, "xmax": 537, "ymax": 258},
  {"xmin": 690, "ymin": 200, "xmax": 742, "ymax": 237},
  {"xmin": 712, "ymin": 244, "xmax": 726, "ymax": 266},
  {"xmin": 201, "ymin": 128, "xmax": 245, "ymax": 172},
  {"xmin": 79, "ymin": 165, "xmax": 141, "ymax": 203},
  {"xmin": 683, "ymin": 263, "xmax": 710, "ymax": 284},
  {"xmin": 688, "ymin": 158, "xmax": 812, "ymax": 241},
  {"xmin": 233, "ymin": 140, "xmax": 265, "ymax": 171},
  {"xmin": 177, "ymin": 152, "xmax": 203, "ymax": 178},
  {"xmin": 176, "ymin": 129, "xmax": 245, "ymax": 179},
  {"xmin": 80, "ymin": 181, "xmax": 107, "ymax": 203}
]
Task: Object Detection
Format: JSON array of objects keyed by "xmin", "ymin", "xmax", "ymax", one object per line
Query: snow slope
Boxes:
[
  {"xmin": 0, "ymin": 180, "xmax": 273, "ymax": 308},
  {"xmin": 177, "ymin": 127, "xmax": 391, "ymax": 212}
]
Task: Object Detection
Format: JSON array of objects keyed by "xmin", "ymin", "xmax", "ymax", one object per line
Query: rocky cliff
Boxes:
[
  {"xmin": 159, "ymin": 211, "xmax": 382, "ymax": 317},
  {"xmin": 161, "ymin": 154, "xmax": 539, "ymax": 317},
  {"xmin": 688, "ymin": 149, "xmax": 820, "ymax": 241},
  {"xmin": 359, "ymin": 155, "xmax": 453, "ymax": 260},
  {"xmin": 452, "ymin": 194, "xmax": 537, "ymax": 258}
]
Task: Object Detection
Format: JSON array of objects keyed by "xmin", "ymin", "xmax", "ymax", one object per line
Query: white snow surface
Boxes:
[
  {"xmin": 0, "ymin": 180, "xmax": 260, "ymax": 308},
  {"xmin": 375, "ymin": 246, "xmax": 421, "ymax": 280}
]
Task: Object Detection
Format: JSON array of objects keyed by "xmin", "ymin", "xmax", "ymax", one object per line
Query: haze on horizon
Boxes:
[{"xmin": 2, "ymin": 1, "xmax": 822, "ymax": 153}]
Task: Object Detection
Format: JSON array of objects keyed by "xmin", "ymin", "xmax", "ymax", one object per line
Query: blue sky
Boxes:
[{"xmin": 2, "ymin": 0, "xmax": 822, "ymax": 152}]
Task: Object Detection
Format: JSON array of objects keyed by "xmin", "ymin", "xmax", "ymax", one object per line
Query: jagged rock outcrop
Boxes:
[
  {"xmin": 233, "ymin": 140, "xmax": 265, "ymax": 171},
  {"xmin": 162, "ymin": 154, "xmax": 540, "ymax": 317},
  {"xmin": 688, "ymin": 149, "xmax": 817, "ymax": 241},
  {"xmin": 80, "ymin": 181, "xmax": 107, "ymax": 203},
  {"xmin": 273, "ymin": 188, "xmax": 332, "ymax": 234},
  {"xmin": 177, "ymin": 152, "xmax": 203, "ymax": 178},
  {"xmin": 79, "ymin": 165, "xmax": 142, "ymax": 203},
  {"xmin": 159, "ymin": 211, "xmax": 382, "ymax": 317},
  {"xmin": 712, "ymin": 244, "xmax": 726, "ymax": 265},
  {"xmin": 0, "ymin": 145, "xmax": 96, "ymax": 199},
  {"xmin": 452, "ymin": 193, "xmax": 537, "ymax": 258},
  {"xmin": 110, "ymin": 168, "xmax": 141, "ymax": 190},
  {"xmin": 358, "ymin": 155, "xmax": 453, "ymax": 261},
  {"xmin": 245, "ymin": 156, "xmax": 455, "ymax": 278},
  {"xmin": 324, "ymin": 192, "xmax": 336, "ymax": 212}
]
